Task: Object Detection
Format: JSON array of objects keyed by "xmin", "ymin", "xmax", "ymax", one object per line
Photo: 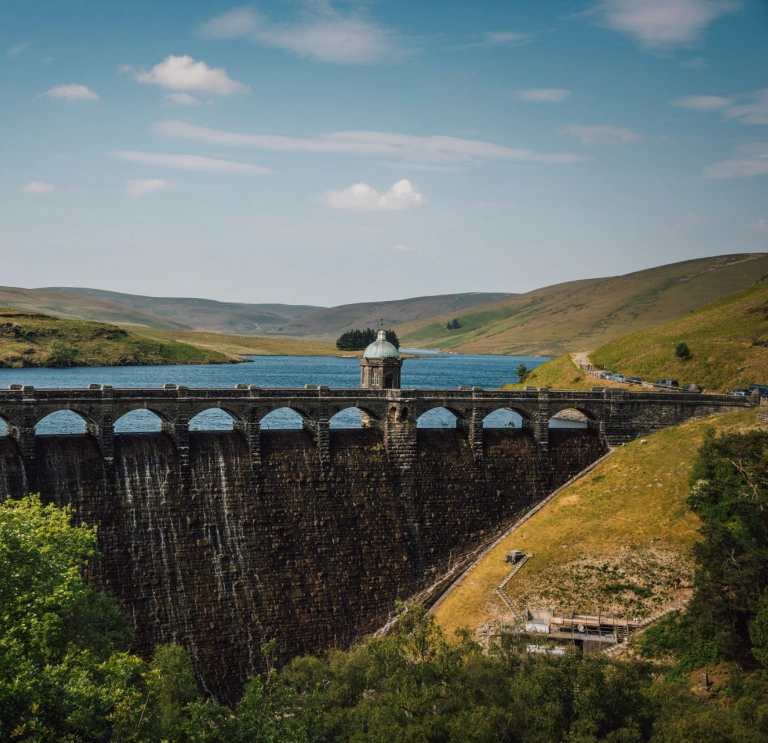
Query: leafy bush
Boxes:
[{"xmin": 675, "ymin": 342, "xmax": 691, "ymax": 360}]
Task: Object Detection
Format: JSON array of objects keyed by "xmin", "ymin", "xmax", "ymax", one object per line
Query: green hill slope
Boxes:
[
  {"xmin": 46, "ymin": 287, "xmax": 322, "ymax": 335},
  {"xmin": 396, "ymin": 253, "xmax": 768, "ymax": 356},
  {"xmin": 590, "ymin": 276, "xmax": 768, "ymax": 391},
  {"xmin": 0, "ymin": 309, "xmax": 236, "ymax": 367},
  {"xmin": 270, "ymin": 292, "xmax": 515, "ymax": 340},
  {"xmin": 434, "ymin": 408, "xmax": 758, "ymax": 639}
]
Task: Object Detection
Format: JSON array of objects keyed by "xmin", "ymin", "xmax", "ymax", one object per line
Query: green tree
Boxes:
[
  {"xmin": 0, "ymin": 495, "xmax": 149, "ymax": 742},
  {"xmin": 516, "ymin": 363, "xmax": 528, "ymax": 383},
  {"xmin": 675, "ymin": 341, "xmax": 691, "ymax": 360}
]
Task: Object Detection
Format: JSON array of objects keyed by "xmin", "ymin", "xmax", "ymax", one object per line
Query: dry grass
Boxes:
[
  {"xmin": 397, "ymin": 253, "xmax": 768, "ymax": 356},
  {"xmin": 126, "ymin": 326, "xmax": 347, "ymax": 358},
  {"xmin": 433, "ymin": 408, "xmax": 759, "ymax": 640}
]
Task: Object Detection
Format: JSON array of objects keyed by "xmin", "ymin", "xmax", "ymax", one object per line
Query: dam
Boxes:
[{"xmin": 0, "ymin": 377, "xmax": 752, "ymax": 702}]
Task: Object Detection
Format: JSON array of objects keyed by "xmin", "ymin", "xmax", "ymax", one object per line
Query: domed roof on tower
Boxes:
[{"xmin": 363, "ymin": 330, "xmax": 399, "ymax": 360}]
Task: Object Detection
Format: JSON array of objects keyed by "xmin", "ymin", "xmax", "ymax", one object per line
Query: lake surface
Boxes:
[{"xmin": 0, "ymin": 353, "xmax": 584, "ymax": 433}]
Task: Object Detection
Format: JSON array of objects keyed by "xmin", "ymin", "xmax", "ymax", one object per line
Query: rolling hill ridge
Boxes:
[{"xmin": 395, "ymin": 253, "xmax": 768, "ymax": 356}]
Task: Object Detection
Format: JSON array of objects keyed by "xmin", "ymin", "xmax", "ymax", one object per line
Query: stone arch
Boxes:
[
  {"xmin": 114, "ymin": 409, "xmax": 164, "ymax": 434},
  {"xmin": 329, "ymin": 403, "xmax": 383, "ymax": 429},
  {"xmin": 416, "ymin": 406, "xmax": 460, "ymax": 429},
  {"xmin": 547, "ymin": 404, "xmax": 600, "ymax": 429},
  {"xmin": 35, "ymin": 409, "xmax": 88, "ymax": 435},
  {"xmin": 259, "ymin": 407, "xmax": 306, "ymax": 430},
  {"xmin": 189, "ymin": 408, "xmax": 236, "ymax": 432},
  {"xmin": 482, "ymin": 408, "xmax": 522, "ymax": 429},
  {"xmin": 482, "ymin": 403, "xmax": 536, "ymax": 424},
  {"xmin": 111, "ymin": 404, "xmax": 173, "ymax": 427},
  {"xmin": 0, "ymin": 413, "xmax": 9, "ymax": 436},
  {"xmin": 548, "ymin": 408, "xmax": 590, "ymax": 429}
]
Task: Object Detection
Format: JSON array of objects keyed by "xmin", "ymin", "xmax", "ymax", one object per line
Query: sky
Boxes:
[{"xmin": 1, "ymin": 0, "xmax": 767, "ymax": 307}]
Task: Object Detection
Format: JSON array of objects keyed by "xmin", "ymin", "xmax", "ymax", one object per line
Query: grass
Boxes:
[
  {"xmin": 591, "ymin": 278, "xmax": 768, "ymax": 391},
  {"xmin": 396, "ymin": 253, "xmax": 768, "ymax": 356},
  {"xmin": 0, "ymin": 309, "xmax": 235, "ymax": 367},
  {"xmin": 127, "ymin": 326, "xmax": 349, "ymax": 357},
  {"xmin": 433, "ymin": 408, "xmax": 759, "ymax": 639},
  {"xmin": 500, "ymin": 354, "xmax": 628, "ymax": 391}
]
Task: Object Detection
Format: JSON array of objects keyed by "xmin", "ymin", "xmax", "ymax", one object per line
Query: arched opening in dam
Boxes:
[
  {"xmin": 190, "ymin": 408, "xmax": 236, "ymax": 432},
  {"xmin": 36, "ymin": 410, "xmax": 87, "ymax": 435},
  {"xmin": 549, "ymin": 408, "xmax": 591, "ymax": 429},
  {"xmin": 330, "ymin": 407, "xmax": 363, "ymax": 428},
  {"xmin": 260, "ymin": 407, "xmax": 305, "ymax": 429},
  {"xmin": 416, "ymin": 406, "xmax": 459, "ymax": 429},
  {"xmin": 115, "ymin": 409, "xmax": 164, "ymax": 433},
  {"xmin": 482, "ymin": 408, "xmax": 523, "ymax": 429}
]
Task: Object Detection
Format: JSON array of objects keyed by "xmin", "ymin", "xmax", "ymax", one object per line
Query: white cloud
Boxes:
[
  {"xmin": 674, "ymin": 94, "xmax": 732, "ymax": 110},
  {"xmin": 703, "ymin": 155, "xmax": 768, "ymax": 179},
  {"xmin": 515, "ymin": 88, "xmax": 571, "ymax": 103},
  {"xmin": 745, "ymin": 218, "xmax": 767, "ymax": 232},
  {"xmin": 560, "ymin": 124, "xmax": 643, "ymax": 145},
  {"xmin": 199, "ymin": 6, "xmax": 400, "ymax": 64},
  {"xmin": 376, "ymin": 161, "xmax": 464, "ymax": 172},
  {"xmin": 674, "ymin": 88, "xmax": 768, "ymax": 124},
  {"xmin": 38, "ymin": 84, "xmax": 99, "ymax": 102},
  {"xmin": 317, "ymin": 179, "xmax": 426, "ymax": 211},
  {"xmin": 723, "ymin": 88, "xmax": 768, "ymax": 126},
  {"xmin": 592, "ymin": 0, "xmax": 741, "ymax": 49},
  {"xmin": 394, "ymin": 243, "xmax": 413, "ymax": 252},
  {"xmin": 680, "ymin": 56, "xmax": 707, "ymax": 68},
  {"xmin": 134, "ymin": 55, "xmax": 250, "ymax": 95},
  {"xmin": 20, "ymin": 181, "xmax": 56, "ymax": 194},
  {"xmin": 165, "ymin": 92, "xmax": 202, "ymax": 105},
  {"xmin": 125, "ymin": 179, "xmax": 171, "ymax": 196},
  {"xmin": 155, "ymin": 120, "xmax": 587, "ymax": 166},
  {"xmin": 483, "ymin": 31, "xmax": 534, "ymax": 46},
  {"xmin": 7, "ymin": 41, "xmax": 30, "ymax": 58},
  {"xmin": 110, "ymin": 151, "xmax": 270, "ymax": 174}
]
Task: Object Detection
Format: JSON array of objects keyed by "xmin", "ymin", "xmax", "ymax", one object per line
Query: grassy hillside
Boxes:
[
  {"xmin": 434, "ymin": 408, "xmax": 759, "ymax": 639},
  {"xmin": 397, "ymin": 253, "xmax": 768, "ymax": 356},
  {"xmin": 129, "ymin": 327, "xmax": 345, "ymax": 357},
  {"xmin": 590, "ymin": 277, "xmax": 768, "ymax": 391},
  {"xmin": 271, "ymin": 292, "xmax": 515, "ymax": 340},
  {"xmin": 0, "ymin": 286, "xmax": 187, "ymax": 329},
  {"xmin": 0, "ymin": 309, "xmax": 236, "ymax": 367},
  {"xmin": 500, "ymin": 353, "xmax": 628, "ymax": 391},
  {"xmin": 47, "ymin": 287, "xmax": 322, "ymax": 335}
]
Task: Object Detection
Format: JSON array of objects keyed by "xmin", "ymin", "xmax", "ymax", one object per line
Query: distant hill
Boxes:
[
  {"xmin": 590, "ymin": 275, "xmax": 768, "ymax": 391},
  {"xmin": 0, "ymin": 309, "xmax": 236, "ymax": 367},
  {"xmin": 44, "ymin": 288, "xmax": 322, "ymax": 335},
  {"xmin": 270, "ymin": 293, "xmax": 515, "ymax": 340},
  {"xmin": 0, "ymin": 286, "xmax": 188, "ymax": 329},
  {"xmin": 396, "ymin": 253, "xmax": 768, "ymax": 356}
]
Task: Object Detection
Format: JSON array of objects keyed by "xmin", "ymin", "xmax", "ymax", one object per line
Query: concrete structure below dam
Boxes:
[{"xmin": 0, "ymin": 384, "xmax": 754, "ymax": 703}]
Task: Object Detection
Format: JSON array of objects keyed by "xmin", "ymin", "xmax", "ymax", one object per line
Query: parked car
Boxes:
[
  {"xmin": 598, "ymin": 371, "xmax": 613, "ymax": 379},
  {"xmin": 626, "ymin": 377, "xmax": 642, "ymax": 385},
  {"xmin": 611, "ymin": 374, "xmax": 626, "ymax": 382},
  {"xmin": 655, "ymin": 379, "xmax": 679, "ymax": 388},
  {"xmin": 681, "ymin": 384, "xmax": 701, "ymax": 392},
  {"xmin": 749, "ymin": 384, "xmax": 768, "ymax": 397},
  {"xmin": 729, "ymin": 389, "xmax": 748, "ymax": 396}
]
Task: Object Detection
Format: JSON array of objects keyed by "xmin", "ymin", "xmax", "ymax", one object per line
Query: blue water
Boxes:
[{"xmin": 0, "ymin": 354, "xmax": 562, "ymax": 434}]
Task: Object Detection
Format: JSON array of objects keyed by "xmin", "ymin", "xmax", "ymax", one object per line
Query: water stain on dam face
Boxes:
[{"xmin": 0, "ymin": 429, "xmax": 606, "ymax": 703}]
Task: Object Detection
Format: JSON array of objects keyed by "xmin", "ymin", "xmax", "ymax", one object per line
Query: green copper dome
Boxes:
[{"xmin": 363, "ymin": 330, "xmax": 399, "ymax": 359}]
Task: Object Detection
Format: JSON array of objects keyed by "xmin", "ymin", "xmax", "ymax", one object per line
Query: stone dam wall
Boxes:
[{"xmin": 0, "ymin": 427, "xmax": 605, "ymax": 703}]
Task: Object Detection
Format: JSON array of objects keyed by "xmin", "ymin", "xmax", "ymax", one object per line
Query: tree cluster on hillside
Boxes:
[
  {"xmin": 446, "ymin": 318, "xmax": 461, "ymax": 330},
  {"xmin": 335, "ymin": 328, "xmax": 399, "ymax": 351},
  {"xmin": 3, "ymin": 429, "xmax": 768, "ymax": 741}
]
